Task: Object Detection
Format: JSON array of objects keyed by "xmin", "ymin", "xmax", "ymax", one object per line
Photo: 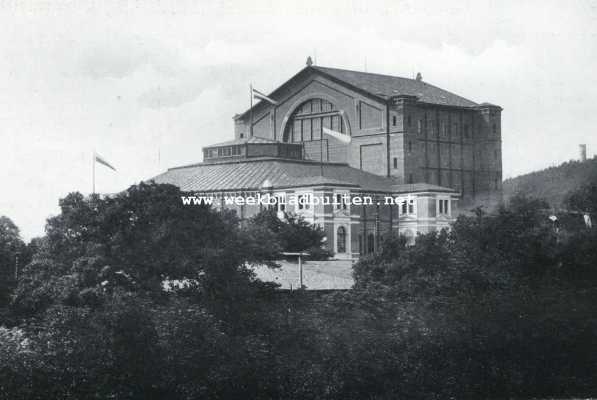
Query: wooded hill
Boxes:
[{"xmin": 503, "ymin": 156, "xmax": 597, "ymax": 207}]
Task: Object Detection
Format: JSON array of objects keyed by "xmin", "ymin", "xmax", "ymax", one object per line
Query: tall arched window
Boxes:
[
  {"xmin": 336, "ymin": 226, "xmax": 346, "ymax": 254},
  {"xmin": 283, "ymin": 98, "xmax": 347, "ymax": 143}
]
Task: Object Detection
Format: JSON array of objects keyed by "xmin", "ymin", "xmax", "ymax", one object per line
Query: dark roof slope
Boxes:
[
  {"xmin": 313, "ymin": 66, "xmax": 478, "ymax": 107},
  {"xmin": 151, "ymin": 158, "xmax": 455, "ymax": 194}
]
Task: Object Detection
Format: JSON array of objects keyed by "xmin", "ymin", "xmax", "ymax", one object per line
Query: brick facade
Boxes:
[{"xmin": 234, "ymin": 66, "xmax": 502, "ymax": 207}]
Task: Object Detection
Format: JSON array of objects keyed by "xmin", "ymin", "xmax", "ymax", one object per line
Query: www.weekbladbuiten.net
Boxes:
[{"xmin": 180, "ymin": 193, "xmax": 414, "ymax": 207}]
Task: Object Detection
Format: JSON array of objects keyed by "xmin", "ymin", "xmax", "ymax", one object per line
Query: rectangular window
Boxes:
[
  {"xmin": 408, "ymin": 141, "xmax": 412, "ymax": 153},
  {"xmin": 408, "ymin": 173, "xmax": 413, "ymax": 184},
  {"xmin": 297, "ymin": 194, "xmax": 311, "ymax": 210},
  {"xmin": 393, "ymin": 157, "xmax": 398, "ymax": 169},
  {"xmin": 438, "ymin": 199, "xmax": 449, "ymax": 215},
  {"xmin": 407, "ymin": 115, "xmax": 412, "ymax": 127},
  {"xmin": 312, "ymin": 118, "xmax": 321, "ymax": 140},
  {"xmin": 303, "ymin": 119, "xmax": 312, "ymax": 141},
  {"xmin": 408, "ymin": 199, "xmax": 414, "ymax": 214},
  {"xmin": 418, "ymin": 120, "xmax": 423, "ymax": 134},
  {"xmin": 392, "ymin": 115, "xmax": 397, "ymax": 126},
  {"xmin": 275, "ymin": 194, "xmax": 286, "ymax": 212}
]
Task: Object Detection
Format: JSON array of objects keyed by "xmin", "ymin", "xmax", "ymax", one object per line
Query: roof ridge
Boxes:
[{"xmin": 313, "ymin": 65, "xmax": 416, "ymax": 82}]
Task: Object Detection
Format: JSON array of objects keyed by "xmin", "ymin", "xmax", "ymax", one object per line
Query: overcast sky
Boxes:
[{"xmin": 1, "ymin": 0, "xmax": 597, "ymax": 240}]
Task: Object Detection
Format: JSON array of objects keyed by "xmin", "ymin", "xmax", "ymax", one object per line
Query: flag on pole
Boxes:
[
  {"xmin": 94, "ymin": 152, "xmax": 117, "ymax": 171},
  {"xmin": 323, "ymin": 127, "xmax": 351, "ymax": 144},
  {"xmin": 252, "ymin": 87, "xmax": 278, "ymax": 105}
]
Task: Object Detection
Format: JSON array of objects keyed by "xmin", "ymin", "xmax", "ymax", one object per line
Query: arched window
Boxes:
[
  {"xmin": 336, "ymin": 226, "xmax": 346, "ymax": 254},
  {"xmin": 283, "ymin": 98, "xmax": 347, "ymax": 143}
]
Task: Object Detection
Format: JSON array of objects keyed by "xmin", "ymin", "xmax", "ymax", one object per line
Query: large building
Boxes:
[{"xmin": 153, "ymin": 60, "xmax": 502, "ymax": 258}]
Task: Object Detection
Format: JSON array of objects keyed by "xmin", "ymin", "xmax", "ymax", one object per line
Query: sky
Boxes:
[{"xmin": 1, "ymin": 0, "xmax": 597, "ymax": 240}]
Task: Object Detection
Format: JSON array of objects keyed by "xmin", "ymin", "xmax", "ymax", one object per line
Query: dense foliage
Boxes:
[
  {"xmin": 247, "ymin": 208, "xmax": 332, "ymax": 260},
  {"xmin": 503, "ymin": 155, "xmax": 597, "ymax": 207},
  {"xmin": 1, "ymin": 183, "xmax": 597, "ymax": 399}
]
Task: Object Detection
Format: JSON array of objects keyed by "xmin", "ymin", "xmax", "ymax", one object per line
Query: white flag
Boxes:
[
  {"xmin": 252, "ymin": 88, "xmax": 278, "ymax": 105},
  {"xmin": 323, "ymin": 127, "xmax": 351, "ymax": 144},
  {"xmin": 584, "ymin": 214, "xmax": 592, "ymax": 228},
  {"xmin": 94, "ymin": 152, "xmax": 116, "ymax": 171}
]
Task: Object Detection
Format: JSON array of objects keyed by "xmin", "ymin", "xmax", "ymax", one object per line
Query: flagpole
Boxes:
[{"xmin": 249, "ymin": 83, "xmax": 253, "ymax": 138}]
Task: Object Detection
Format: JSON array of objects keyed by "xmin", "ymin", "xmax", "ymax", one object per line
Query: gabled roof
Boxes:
[
  {"xmin": 312, "ymin": 66, "xmax": 478, "ymax": 108},
  {"xmin": 239, "ymin": 65, "xmax": 481, "ymax": 119},
  {"xmin": 151, "ymin": 157, "xmax": 456, "ymax": 194}
]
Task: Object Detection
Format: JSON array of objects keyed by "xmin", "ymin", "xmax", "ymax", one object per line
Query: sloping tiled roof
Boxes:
[
  {"xmin": 313, "ymin": 66, "xmax": 478, "ymax": 107},
  {"xmin": 151, "ymin": 158, "xmax": 456, "ymax": 194}
]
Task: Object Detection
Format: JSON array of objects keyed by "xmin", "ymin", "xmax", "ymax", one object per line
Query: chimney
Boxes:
[
  {"xmin": 580, "ymin": 144, "xmax": 587, "ymax": 162},
  {"xmin": 415, "ymin": 72, "xmax": 422, "ymax": 81}
]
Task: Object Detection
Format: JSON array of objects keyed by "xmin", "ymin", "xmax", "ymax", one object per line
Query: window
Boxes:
[
  {"xmin": 240, "ymin": 133, "xmax": 244, "ymax": 138},
  {"xmin": 297, "ymin": 194, "xmax": 311, "ymax": 210},
  {"xmin": 408, "ymin": 173, "xmax": 413, "ymax": 184},
  {"xmin": 464, "ymin": 124, "xmax": 470, "ymax": 139},
  {"xmin": 492, "ymin": 123, "xmax": 497, "ymax": 135},
  {"xmin": 335, "ymin": 194, "xmax": 348, "ymax": 210},
  {"xmin": 275, "ymin": 194, "xmax": 286, "ymax": 213},
  {"xmin": 417, "ymin": 120, "xmax": 423, "ymax": 134},
  {"xmin": 392, "ymin": 115, "xmax": 397, "ymax": 126},
  {"xmin": 400, "ymin": 198, "xmax": 415, "ymax": 215},
  {"xmin": 407, "ymin": 115, "xmax": 412, "ymax": 127},
  {"xmin": 439, "ymin": 199, "xmax": 449, "ymax": 215},
  {"xmin": 393, "ymin": 157, "xmax": 398, "ymax": 169},
  {"xmin": 336, "ymin": 226, "xmax": 346, "ymax": 253},
  {"xmin": 408, "ymin": 141, "xmax": 412, "ymax": 153},
  {"xmin": 494, "ymin": 149, "xmax": 498, "ymax": 160}
]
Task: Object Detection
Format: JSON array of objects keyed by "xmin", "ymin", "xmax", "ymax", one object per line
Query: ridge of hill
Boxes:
[{"xmin": 503, "ymin": 157, "xmax": 597, "ymax": 207}]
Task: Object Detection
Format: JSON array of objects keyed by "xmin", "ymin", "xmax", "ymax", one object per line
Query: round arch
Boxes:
[{"xmin": 280, "ymin": 94, "xmax": 352, "ymax": 143}]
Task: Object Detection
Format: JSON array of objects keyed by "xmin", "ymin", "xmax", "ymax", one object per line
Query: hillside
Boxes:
[{"xmin": 503, "ymin": 156, "xmax": 597, "ymax": 208}]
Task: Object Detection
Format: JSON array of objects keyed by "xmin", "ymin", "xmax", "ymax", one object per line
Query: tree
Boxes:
[
  {"xmin": 12, "ymin": 183, "xmax": 280, "ymax": 317},
  {"xmin": 246, "ymin": 209, "xmax": 331, "ymax": 260},
  {"xmin": 0, "ymin": 216, "xmax": 27, "ymax": 306}
]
